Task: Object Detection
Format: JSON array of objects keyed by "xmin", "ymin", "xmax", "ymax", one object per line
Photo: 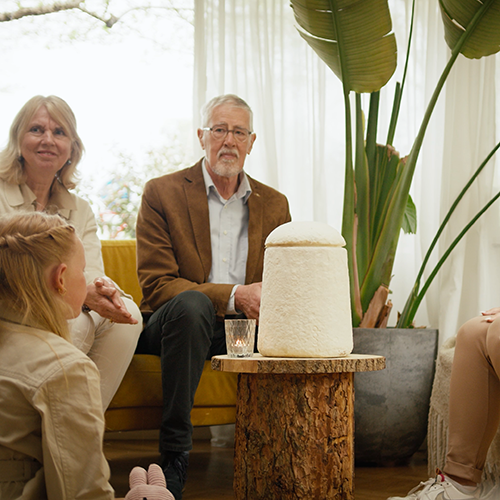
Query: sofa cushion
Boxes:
[
  {"xmin": 108, "ymin": 356, "xmax": 237, "ymax": 409},
  {"xmin": 101, "ymin": 239, "xmax": 143, "ymax": 305},
  {"xmin": 101, "ymin": 238, "xmax": 238, "ymax": 431}
]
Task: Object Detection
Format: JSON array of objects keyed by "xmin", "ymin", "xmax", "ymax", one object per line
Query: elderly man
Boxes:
[{"xmin": 135, "ymin": 94, "xmax": 291, "ymax": 498}]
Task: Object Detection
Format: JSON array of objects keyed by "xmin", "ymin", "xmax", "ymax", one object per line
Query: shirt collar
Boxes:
[
  {"xmin": 46, "ymin": 179, "xmax": 77, "ymax": 219},
  {"xmin": 3, "ymin": 181, "xmax": 34, "ymax": 208},
  {"xmin": 202, "ymin": 159, "xmax": 252, "ymax": 203},
  {"xmin": 3, "ymin": 178, "xmax": 77, "ymax": 219}
]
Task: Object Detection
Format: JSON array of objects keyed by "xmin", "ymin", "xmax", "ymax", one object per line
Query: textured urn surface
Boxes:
[
  {"xmin": 258, "ymin": 221, "xmax": 353, "ymax": 358},
  {"xmin": 353, "ymin": 328, "xmax": 438, "ymax": 465}
]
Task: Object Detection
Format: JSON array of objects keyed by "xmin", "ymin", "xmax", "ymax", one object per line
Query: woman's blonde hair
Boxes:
[
  {"xmin": 0, "ymin": 212, "xmax": 78, "ymax": 340},
  {"xmin": 0, "ymin": 95, "xmax": 84, "ymax": 189}
]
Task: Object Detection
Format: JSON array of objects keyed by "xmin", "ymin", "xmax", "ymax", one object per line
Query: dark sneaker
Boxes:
[{"xmin": 162, "ymin": 451, "xmax": 189, "ymax": 500}]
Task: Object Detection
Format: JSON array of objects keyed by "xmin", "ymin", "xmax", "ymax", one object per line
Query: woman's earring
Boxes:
[
  {"xmin": 18, "ymin": 155, "xmax": 24, "ymax": 163},
  {"xmin": 58, "ymin": 287, "xmax": 67, "ymax": 296},
  {"xmin": 66, "ymin": 159, "xmax": 72, "ymax": 166}
]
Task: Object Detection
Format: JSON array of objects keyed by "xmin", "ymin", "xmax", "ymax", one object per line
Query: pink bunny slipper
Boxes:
[{"xmin": 124, "ymin": 463, "xmax": 175, "ymax": 500}]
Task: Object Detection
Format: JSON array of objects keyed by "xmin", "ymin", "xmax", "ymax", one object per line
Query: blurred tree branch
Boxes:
[
  {"xmin": 0, "ymin": 1, "xmax": 116, "ymax": 27},
  {"xmin": 0, "ymin": 1, "xmax": 193, "ymax": 28}
]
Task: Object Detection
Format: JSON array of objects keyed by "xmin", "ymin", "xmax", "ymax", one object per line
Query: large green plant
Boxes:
[{"xmin": 290, "ymin": 0, "xmax": 500, "ymax": 328}]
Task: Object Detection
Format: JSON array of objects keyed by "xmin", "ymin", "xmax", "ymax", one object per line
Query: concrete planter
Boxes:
[{"xmin": 352, "ymin": 327, "xmax": 439, "ymax": 465}]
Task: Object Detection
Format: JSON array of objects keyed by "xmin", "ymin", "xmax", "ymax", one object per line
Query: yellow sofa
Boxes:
[{"xmin": 101, "ymin": 239, "xmax": 238, "ymax": 432}]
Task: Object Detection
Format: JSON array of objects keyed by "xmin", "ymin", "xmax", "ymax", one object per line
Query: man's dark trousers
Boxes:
[{"xmin": 136, "ymin": 290, "xmax": 227, "ymax": 456}]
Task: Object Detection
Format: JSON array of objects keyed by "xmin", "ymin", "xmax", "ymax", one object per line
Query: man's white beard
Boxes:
[
  {"xmin": 212, "ymin": 149, "xmax": 242, "ymax": 178},
  {"xmin": 212, "ymin": 161, "xmax": 241, "ymax": 178}
]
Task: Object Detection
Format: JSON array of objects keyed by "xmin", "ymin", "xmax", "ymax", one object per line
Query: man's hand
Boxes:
[
  {"xmin": 234, "ymin": 282, "xmax": 262, "ymax": 322},
  {"xmin": 84, "ymin": 278, "xmax": 139, "ymax": 324},
  {"xmin": 481, "ymin": 308, "xmax": 500, "ymax": 323}
]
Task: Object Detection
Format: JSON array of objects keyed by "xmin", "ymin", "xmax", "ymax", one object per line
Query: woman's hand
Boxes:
[
  {"xmin": 481, "ymin": 308, "xmax": 500, "ymax": 323},
  {"xmin": 84, "ymin": 278, "xmax": 138, "ymax": 324}
]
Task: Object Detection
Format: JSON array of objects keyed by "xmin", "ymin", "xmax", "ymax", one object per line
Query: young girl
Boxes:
[{"xmin": 0, "ymin": 212, "xmax": 171, "ymax": 500}]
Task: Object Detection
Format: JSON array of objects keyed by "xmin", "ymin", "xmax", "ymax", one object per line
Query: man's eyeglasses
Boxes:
[{"xmin": 202, "ymin": 126, "xmax": 252, "ymax": 142}]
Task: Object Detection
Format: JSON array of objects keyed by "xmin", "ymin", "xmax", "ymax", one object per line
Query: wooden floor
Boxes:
[{"xmin": 105, "ymin": 433, "xmax": 429, "ymax": 499}]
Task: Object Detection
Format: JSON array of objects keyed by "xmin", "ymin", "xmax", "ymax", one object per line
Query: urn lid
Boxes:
[{"xmin": 265, "ymin": 221, "xmax": 345, "ymax": 248}]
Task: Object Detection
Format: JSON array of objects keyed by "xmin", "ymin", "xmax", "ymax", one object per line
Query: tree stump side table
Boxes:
[{"xmin": 212, "ymin": 353, "xmax": 385, "ymax": 500}]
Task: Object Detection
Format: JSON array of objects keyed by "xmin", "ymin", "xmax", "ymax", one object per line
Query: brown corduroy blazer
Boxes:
[{"xmin": 136, "ymin": 159, "xmax": 291, "ymax": 319}]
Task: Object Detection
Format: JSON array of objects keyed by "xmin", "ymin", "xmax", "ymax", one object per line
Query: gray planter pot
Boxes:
[{"xmin": 352, "ymin": 327, "xmax": 438, "ymax": 466}]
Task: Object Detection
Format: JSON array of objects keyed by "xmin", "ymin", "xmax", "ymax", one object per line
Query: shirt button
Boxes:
[
  {"xmin": 222, "ymin": 258, "xmax": 227, "ymax": 263},
  {"xmin": 223, "ymin": 230, "xmax": 228, "ymax": 235}
]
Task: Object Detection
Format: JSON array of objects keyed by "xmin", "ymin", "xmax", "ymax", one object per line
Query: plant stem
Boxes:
[
  {"xmin": 355, "ymin": 93, "xmax": 370, "ymax": 282},
  {"xmin": 397, "ymin": 142, "xmax": 500, "ymax": 327},
  {"xmin": 386, "ymin": 0, "xmax": 415, "ymax": 146},
  {"xmin": 403, "ymin": 0, "xmax": 493, "ymax": 183},
  {"xmin": 406, "ymin": 190, "xmax": 500, "ymax": 326},
  {"xmin": 416, "ymin": 141, "xmax": 499, "ymax": 290},
  {"xmin": 328, "ymin": 0, "xmax": 362, "ymax": 323}
]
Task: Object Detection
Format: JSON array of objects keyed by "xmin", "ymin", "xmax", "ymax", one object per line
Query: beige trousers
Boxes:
[
  {"xmin": 69, "ymin": 297, "xmax": 143, "ymax": 410},
  {"xmin": 444, "ymin": 315, "xmax": 500, "ymax": 484}
]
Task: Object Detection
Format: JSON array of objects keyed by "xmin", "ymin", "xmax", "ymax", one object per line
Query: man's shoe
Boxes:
[
  {"xmin": 162, "ymin": 451, "xmax": 189, "ymax": 500},
  {"xmin": 388, "ymin": 472, "xmax": 481, "ymax": 500}
]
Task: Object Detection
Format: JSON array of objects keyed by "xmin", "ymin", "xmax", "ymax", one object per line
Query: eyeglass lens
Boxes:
[{"xmin": 211, "ymin": 127, "xmax": 250, "ymax": 142}]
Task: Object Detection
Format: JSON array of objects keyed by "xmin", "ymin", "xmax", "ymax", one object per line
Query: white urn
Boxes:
[{"xmin": 258, "ymin": 221, "xmax": 353, "ymax": 358}]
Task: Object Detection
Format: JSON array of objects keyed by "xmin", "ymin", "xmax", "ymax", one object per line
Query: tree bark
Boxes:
[{"xmin": 234, "ymin": 372, "xmax": 354, "ymax": 499}]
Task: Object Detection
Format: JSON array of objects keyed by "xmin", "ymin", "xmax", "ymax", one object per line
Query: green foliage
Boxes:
[
  {"xmin": 402, "ymin": 195, "xmax": 417, "ymax": 235},
  {"xmin": 440, "ymin": 0, "xmax": 500, "ymax": 58},
  {"xmin": 290, "ymin": 0, "xmax": 500, "ymax": 327},
  {"xmin": 292, "ymin": 0, "xmax": 397, "ymax": 93}
]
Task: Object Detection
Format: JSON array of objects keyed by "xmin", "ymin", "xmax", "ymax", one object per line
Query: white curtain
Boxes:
[{"xmin": 193, "ymin": 0, "xmax": 500, "ymax": 342}]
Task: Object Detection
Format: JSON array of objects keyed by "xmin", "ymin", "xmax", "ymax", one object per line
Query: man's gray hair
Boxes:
[{"xmin": 201, "ymin": 94, "xmax": 254, "ymax": 131}]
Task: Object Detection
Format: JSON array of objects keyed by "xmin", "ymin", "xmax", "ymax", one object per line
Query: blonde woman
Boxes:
[
  {"xmin": 0, "ymin": 95, "xmax": 142, "ymax": 409},
  {"xmin": 0, "ymin": 212, "xmax": 173, "ymax": 500}
]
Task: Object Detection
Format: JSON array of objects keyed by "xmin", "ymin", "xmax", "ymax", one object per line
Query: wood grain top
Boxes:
[{"xmin": 211, "ymin": 353, "xmax": 385, "ymax": 374}]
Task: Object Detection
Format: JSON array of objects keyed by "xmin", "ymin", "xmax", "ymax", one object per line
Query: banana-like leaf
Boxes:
[
  {"xmin": 369, "ymin": 146, "xmax": 402, "ymax": 246},
  {"xmin": 439, "ymin": 0, "xmax": 500, "ymax": 58},
  {"xmin": 358, "ymin": 152, "xmax": 410, "ymax": 311},
  {"xmin": 290, "ymin": 0, "xmax": 397, "ymax": 93},
  {"xmin": 402, "ymin": 195, "xmax": 417, "ymax": 234}
]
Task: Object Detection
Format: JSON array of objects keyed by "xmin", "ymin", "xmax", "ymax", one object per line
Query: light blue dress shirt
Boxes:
[{"xmin": 202, "ymin": 160, "xmax": 252, "ymax": 314}]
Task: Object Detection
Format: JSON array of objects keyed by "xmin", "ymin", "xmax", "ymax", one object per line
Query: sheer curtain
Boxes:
[{"xmin": 193, "ymin": 0, "xmax": 500, "ymax": 342}]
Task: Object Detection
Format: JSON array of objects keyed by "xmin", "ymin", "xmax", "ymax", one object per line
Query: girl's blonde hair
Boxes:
[
  {"xmin": 0, "ymin": 212, "xmax": 77, "ymax": 340},
  {"xmin": 0, "ymin": 95, "xmax": 84, "ymax": 189}
]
